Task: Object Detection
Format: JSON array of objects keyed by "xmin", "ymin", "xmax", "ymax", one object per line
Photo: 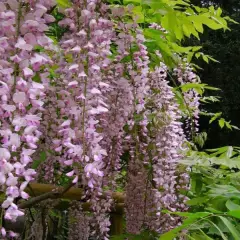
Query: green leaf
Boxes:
[
  {"xmin": 218, "ymin": 216, "xmax": 240, "ymax": 240},
  {"xmin": 226, "ymin": 200, "xmax": 240, "ymax": 211},
  {"xmin": 56, "ymin": 0, "xmax": 72, "ymax": 8},
  {"xmin": 144, "ymin": 28, "xmax": 166, "ymax": 40},
  {"xmin": 200, "ymin": 96, "xmax": 220, "ymax": 103},
  {"xmin": 111, "ymin": 233, "xmax": 151, "ymax": 240},
  {"xmin": 170, "ymin": 43, "xmax": 192, "ymax": 53},
  {"xmin": 228, "ymin": 210, "xmax": 240, "ymax": 219},
  {"xmin": 201, "ymin": 16, "xmax": 223, "ymax": 30},
  {"xmin": 207, "ymin": 55, "xmax": 220, "ymax": 63},
  {"xmin": 162, "ymin": 211, "xmax": 211, "ymax": 218},
  {"xmin": 186, "ymin": 235, "xmax": 195, "ymax": 240},
  {"xmin": 195, "ymin": 174, "xmax": 203, "ymax": 195},
  {"xmin": 180, "ymin": 83, "xmax": 203, "ymax": 95},
  {"xmin": 202, "ymin": 85, "xmax": 220, "ymax": 91},
  {"xmin": 159, "ymin": 212, "xmax": 212, "ymax": 240},
  {"xmin": 133, "ymin": 113, "xmax": 144, "ymax": 123},
  {"xmin": 180, "ymin": 83, "xmax": 219, "ymax": 96},
  {"xmin": 225, "ymin": 121, "xmax": 232, "ymax": 130},
  {"xmin": 123, "ymin": 0, "xmax": 141, "ymax": 4},
  {"xmin": 226, "ymin": 146, "xmax": 233, "ymax": 158},
  {"xmin": 205, "ymin": 207, "xmax": 223, "ymax": 214},
  {"xmin": 110, "ymin": 235, "xmax": 129, "ymax": 240},
  {"xmin": 202, "ymin": 55, "xmax": 209, "ymax": 63},
  {"xmin": 192, "ymin": 46, "xmax": 202, "ymax": 51},
  {"xmin": 224, "ymin": 16, "xmax": 239, "ymax": 24},
  {"xmin": 194, "ymin": 230, "xmax": 214, "ymax": 240},
  {"xmin": 187, "ymin": 197, "xmax": 208, "ymax": 206},
  {"xmin": 207, "ymin": 146, "xmax": 227, "ymax": 154},
  {"xmin": 159, "ymin": 230, "xmax": 177, "ymax": 240},
  {"xmin": 212, "ymin": 16, "xmax": 229, "ymax": 30},
  {"xmin": 32, "ymin": 151, "xmax": 47, "ymax": 169},
  {"xmin": 208, "ymin": 185, "xmax": 240, "ymax": 199},
  {"xmin": 187, "ymin": 52, "xmax": 194, "ymax": 63},
  {"xmin": 142, "ymin": 0, "xmax": 166, "ymax": 10},
  {"xmin": 34, "ymin": 46, "xmax": 44, "ymax": 52},
  {"xmin": 216, "ymin": 7, "xmax": 222, "ymax": 16},
  {"xmin": 32, "ymin": 73, "xmax": 41, "ymax": 83},
  {"xmin": 193, "ymin": 20, "xmax": 204, "ymax": 33},
  {"xmin": 195, "ymin": 52, "xmax": 201, "ymax": 59},
  {"xmin": 219, "ymin": 118, "xmax": 225, "ymax": 128},
  {"xmin": 132, "ymin": 6, "xmax": 145, "ymax": 23},
  {"xmin": 209, "ymin": 112, "xmax": 222, "ymax": 123},
  {"xmin": 232, "ymin": 125, "xmax": 240, "ymax": 130},
  {"xmin": 206, "ymin": 219, "xmax": 228, "ymax": 240},
  {"xmin": 157, "ymin": 40, "xmax": 173, "ymax": 57}
]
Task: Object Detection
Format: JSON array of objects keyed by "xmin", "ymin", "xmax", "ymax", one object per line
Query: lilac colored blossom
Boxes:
[
  {"xmin": 0, "ymin": 1, "xmax": 191, "ymax": 238},
  {"xmin": 55, "ymin": 1, "xmax": 116, "ymax": 238},
  {"xmin": 174, "ymin": 62, "xmax": 201, "ymax": 138},
  {"xmin": 68, "ymin": 201, "xmax": 90, "ymax": 240},
  {"xmin": 0, "ymin": 0, "xmax": 55, "ymax": 223},
  {"xmin": 149, "ymin": 65, "xmax": 189, "ymax": 232},
  {"xmin": 111, "ymin": 8, "xmax": 152, "ymax": 234}
]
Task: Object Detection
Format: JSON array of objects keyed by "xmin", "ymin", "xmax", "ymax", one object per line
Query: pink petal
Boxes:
[
  {"xmin": 64, "ymin": 160, "xmax": 73, "ymax": 166},
  {"xmin": 1, "ymin": 227, "xmax": 6, "ymax": 237},
  {"xmin": 90, "ymin": 88, "xmax": 101, "ymax": 94},
  {"xmin": 24, "ymin": 33, "xmax": 37, "ymax": 46},
  {"xmin": 13, "ymin": 92, "xmax": 26, "ymax": 104},
  {"xmin": 72, "ymin": 176, "xmax": 78, "ymax": 183},
  {"xmin": 66, "ymin": 170, "xmax": 74, "ymax": 177},
  {"xmin": 15, "ymin": 38, "xmax": 33, "ymax": 51},
  {"xmin": 23, "ymin": 67, "xmax": 33, "ymax": 78}
]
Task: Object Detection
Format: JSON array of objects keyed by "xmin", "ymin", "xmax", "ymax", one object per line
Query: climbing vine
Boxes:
[{"xmin": 0, "ymin": 0, "xmax": 237, "ymax": 239}]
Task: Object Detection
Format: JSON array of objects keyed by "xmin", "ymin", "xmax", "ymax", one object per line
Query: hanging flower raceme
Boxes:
[
  {"xmin": 54, "ymin": 0, "xmax": 116, "ymax": 238},
  {"xmin": 100, "ymin": 74, "xmax": 134, "ymax": 190},
  {"xmin": 148, "ymin": 65, "xmax": 189, "ymax": 233},
  {"xmin": 150, "ymin": 21, "xmax": 200, "ymax": 139},
  {"xmin": 111, "ymin": 7, "xmax": 152, "ymax": 234},
  {"xmin": 99, "ymin": 49, "xmax": 135, "ymax": 238},
  {"xmin": 174, "ymin": 63, "xmax": 201, "ymax": 138},
  {"xmin": 100, "ymin": 7, "xmax": 135, "ymax": 192},
  {"xmin": 0, "ymin": 0, "xmax": 55, "ymax": 230},
  {"xmin": 68, "ymin": 201, "xmax": 90, "ymax": 240},
  {"xmin": 35, "ymin": 71, "xmax": 63, "ymax": 183}
]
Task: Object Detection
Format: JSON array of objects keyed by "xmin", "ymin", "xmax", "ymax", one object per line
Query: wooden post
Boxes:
[
  {"xmin": 110, "ymin": 202, "xmax": 124, "ymax": 235},
  {"xmin": 110, "ymin": 213, "xmax": 124, "ymax": 235}
]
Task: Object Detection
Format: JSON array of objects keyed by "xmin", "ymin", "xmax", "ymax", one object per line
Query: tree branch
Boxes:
[
  {"xmin": 18, "ymin": 183, "xmax": 125, "ymax": 209},
  {"xmin": 18, "ymin": 191, "xmax": 59, "ymax": 209},
  {"xmin": 19, "ymin": 183, "xmax": 77, "ymax": 209}
]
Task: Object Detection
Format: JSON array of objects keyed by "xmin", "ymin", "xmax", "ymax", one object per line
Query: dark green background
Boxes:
[{"xmin": 190, "ymin": 0, "xmax": 240, "ymax": 148}]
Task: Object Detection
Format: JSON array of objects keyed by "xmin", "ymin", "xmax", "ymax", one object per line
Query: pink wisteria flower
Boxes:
[
  {"xmin": 0, "ymin": 0, "xmax": 56, "ymax": 225},
  {"xmin": 0, "ymin": 1, "xmax": 191, "ymax": 238}
]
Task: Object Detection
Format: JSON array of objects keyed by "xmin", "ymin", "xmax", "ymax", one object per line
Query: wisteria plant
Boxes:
[{"xmin": 0, "ymin": 0, "xmax": 237, "ymax": 239}]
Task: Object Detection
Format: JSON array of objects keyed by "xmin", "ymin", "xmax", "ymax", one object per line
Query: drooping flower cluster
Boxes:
[
  {"xmin": 174, "ymin": 63, "xmax": 201, "ymax": 138},
  {"xmin": 149, "ymin": 65, "xmax": 189, "ymax": 232},
  {"xmin": 35, "ymin": 67, "xmax": 63, "ymax": 183},
  {"xmin": 0, "ymin": 0, "xmax": 55, "ymax": 227},
  {"xmin": 110, "ymin": 9, "xmax": 152, "ymax": 233},
  {"xmin": 48, "ymin": 0, "xmax": 117, "ymax": 238},
  {"xmin": 68, "ymin": 201, "xmax": 90, "ymax": 240},
  {"xmin": 151, "ymin": 22, "xmax": 200, "ymax": 140},
  {"xmin": 0, "ymin": 1, "xmax": 192, "ymax": 238}
]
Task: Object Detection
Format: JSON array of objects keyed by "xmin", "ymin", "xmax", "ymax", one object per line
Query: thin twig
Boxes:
[{"xmin": 19, "ymin": 183, "xmax": 76, "ymax": 209}]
